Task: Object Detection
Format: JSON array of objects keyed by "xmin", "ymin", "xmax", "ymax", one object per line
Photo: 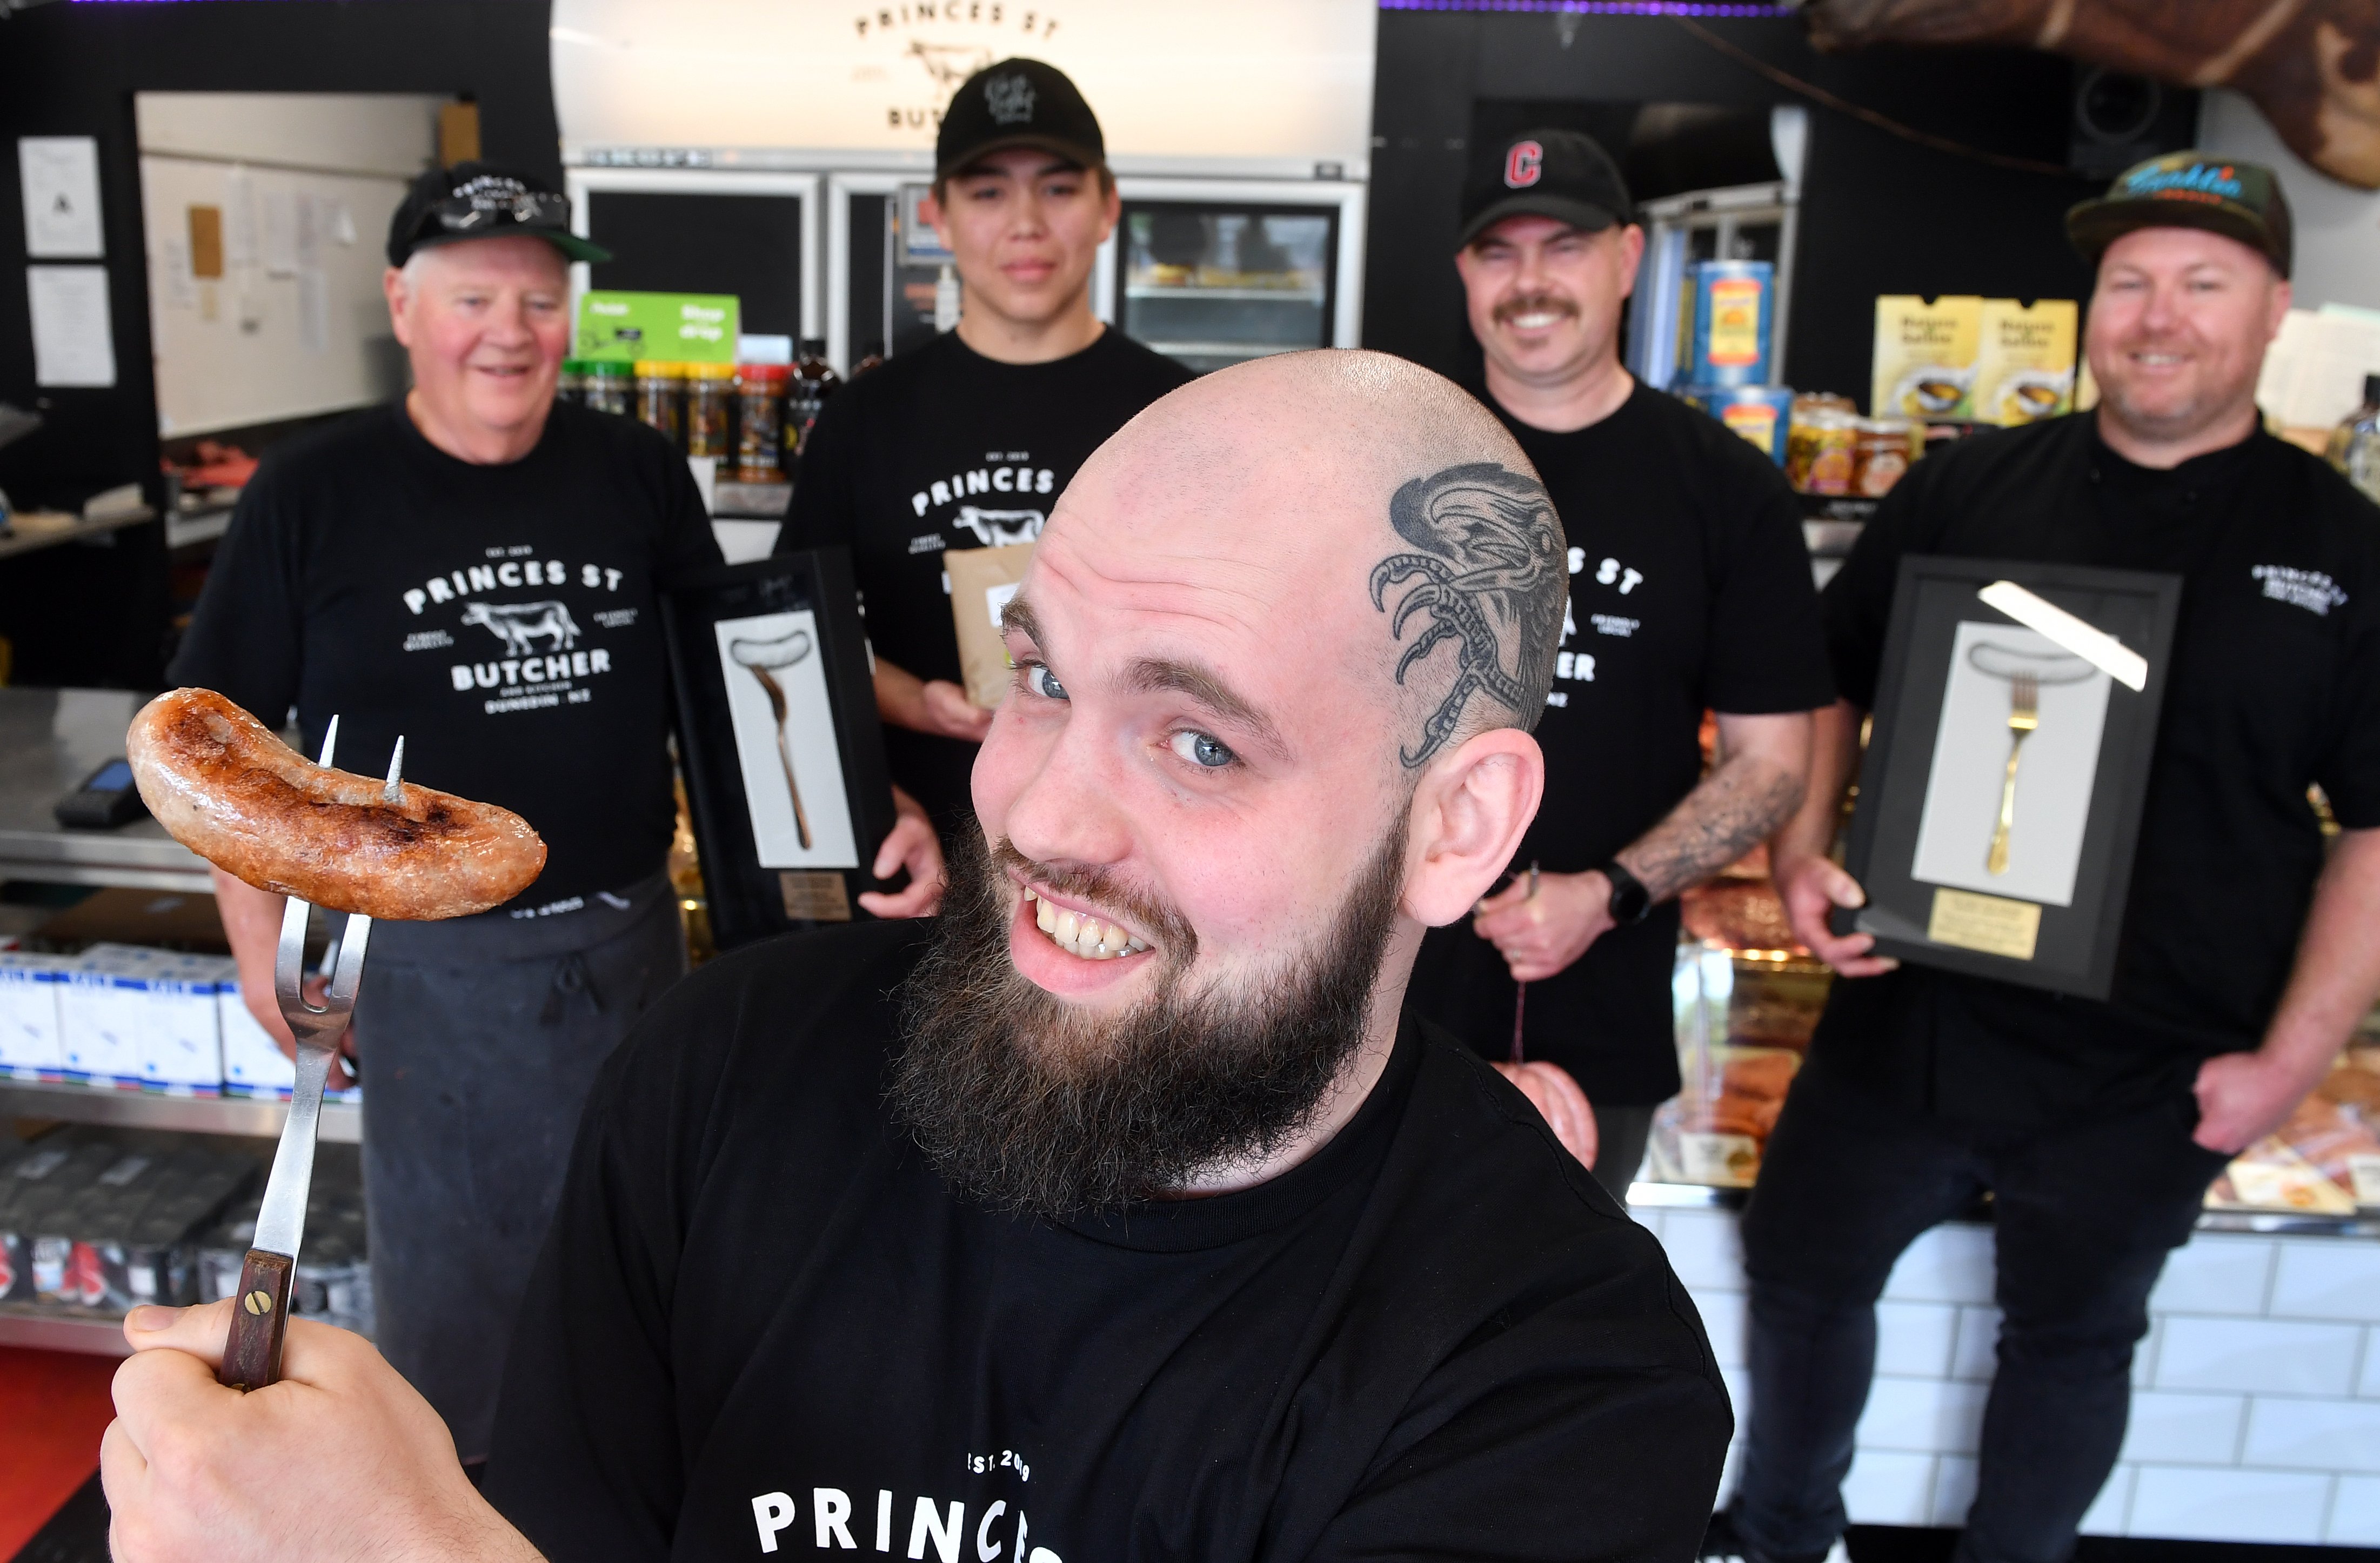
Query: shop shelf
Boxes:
[
  {"xmin": 0, "ymin": 1302, "xmax": 131, "ymax": 1357},
  {"xmin": 0, "ymin": 1078, "xmax": 360, "ymax": 1144},
  {"xmin": 1124, "ymin": 284, "xmax": 1327, "ymax": 304}
]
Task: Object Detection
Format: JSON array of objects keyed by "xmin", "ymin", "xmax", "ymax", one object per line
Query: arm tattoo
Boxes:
[
  {"xmin": 1620, "ymin": 753, "xmax": 1804, "ymax": 902},
  {"xmin": 1369, "ymin": 463, "xmax": 1567, "ymax": 767}
]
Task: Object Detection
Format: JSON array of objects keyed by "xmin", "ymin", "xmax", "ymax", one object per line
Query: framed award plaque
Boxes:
[
  {"xmin": 1833, "ymin": 555, "xmax": 2183, "ymax": 999},
  {"xmin": 660, "ymin": 549, "xmax": 899, "ymax": 951}
]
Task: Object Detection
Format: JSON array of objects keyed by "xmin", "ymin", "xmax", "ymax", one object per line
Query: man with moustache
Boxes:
[
  {"xmin": 778, "ymin": 58, "xmax": 1190, "ymax": 842},
  {"xmin": 1711, "ymin": 158, "xmax": 2380, "ymax": 1563},
  {"xmin": 101, "ymin": 351, "xmax": 1732, "ymax": 1563},
  {"xmin": 1407, "ymin": 129, "xmax": 1832, "ymax": 1195}
]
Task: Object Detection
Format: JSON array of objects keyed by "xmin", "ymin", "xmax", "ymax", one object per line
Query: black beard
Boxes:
[{"xmin": 889, "ymin": 821, "xmax": 1408, "ymax": 1220}]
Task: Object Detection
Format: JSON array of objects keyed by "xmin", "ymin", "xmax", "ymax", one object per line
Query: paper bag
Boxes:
[{"xmin": 946, "ymin": 542, "xmax": 1036, "ymax": 709}]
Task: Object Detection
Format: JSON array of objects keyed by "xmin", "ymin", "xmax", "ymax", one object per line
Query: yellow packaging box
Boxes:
[
  {"xmin": 1872, "ymin": 295, "xmax": 1982, "ymax": 418},
  {"xmin": 1973, "ymin": 298, "xmax": 2079, "ymax": 425}
]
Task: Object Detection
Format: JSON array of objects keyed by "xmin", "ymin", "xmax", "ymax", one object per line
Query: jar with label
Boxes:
[
  {"xmin": 581, "ymin": 360, "xmax": 633, "ymax": 417},
  {"xmin": 684, "ymin": 362, "xmax": 736, "ymax": 459},
  {"xmin": 1787, "ymin": 403, "xmax": 1858, "ymax": 495},
  {"xmin": 557, "ymin": 360, "xmax": 586, "ymax": 408},
  {"xmin": 736, "ymin": 363, "xmax": 788, "ymax": 479},
  {"xmin": 785, "ymin": 338, "xmax": 843, "ymax": 464},
  {"xmin": 1854, "ymin": 417, "xmax": 1920, "ymax": 497},
  {"xmin": 634, "ymin": 361, "xmax": 684, "ymax": 450}
]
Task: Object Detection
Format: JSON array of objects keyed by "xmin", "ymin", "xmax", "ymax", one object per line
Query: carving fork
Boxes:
[{"xmin": 218, "ymin": 719, "xmax": 396, "ymax": 1391}]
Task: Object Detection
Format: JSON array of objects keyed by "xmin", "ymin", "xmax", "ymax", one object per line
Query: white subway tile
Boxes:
[
  {"xmin": 1875, "ymin": 1301, "xmax": 1958, "ymax": 1379},
  {"xmin": 2364, "ymin": 1327, "xmax": 2380, "ymax": 1400},
  {"xmin": 2133, "ymin": 1316, "xmax": 2162, "ymax": 1388},
  {"xmin": 2118, "ymin": 1392, "xmax": 2245, "ymax": 1465},
  {"xmin": 1881, "ymin": 1224, "xmax": 1996, "ymax": 1305},
  {"xmin": 2149, "ymin": 1233, "xmax": 2276, "ymax": 1316},
  {"xmin": 2329, "ymin": 1474, "xmax": 2380, "ymax": 1544},
  {"xmin": 1951, "ymin": 1306, "xmax": 2001, "ymax": 1383},
  {"xmin": 2080, "ymin": 1464, "xmax": 2134, "ymax": 1535},
  {"xmin": 1856, "ymin": 1375, "xmax": 1990, "ymax": 1454},
  {"xmin": 1841, "ymin": 1449, "xmax": 1935, "ymax": 1526},
  {"xmin": 1713, "ymin": 1440, "xmax": 1744, "ymax": 1510},
  {"xmin": 1719, "ymin": 1365, "xmax": 1750, "ymax": 1429},
  {"xmin": 1699, "ymin": 1288, "xmax": 1748, "ymax": 1370},
  {"xmin": 1660, "ymin": 1208, "xmax": 1747, "ymax": 1293},
  {"xmin": 2271, "ymin": 1243, "xmax": 2380, "ymax": 1324},
  {"xmin": 1626, "ymin": 1205, "xmax": 1667, "ymax": 1243},
  {"xmin": 1929, "ymin": 1455, "xmax": 1977, "ymax": 1527},
  {"xmin": 2242, "ymin": 1395, "xmax": 2380, "ymax": 1473},
  {"xmin": 2153, "ymin": 1317, "xmax": 2359, "ymax": 1396},
  {"xmin": 2125, "ymin": 1466, "xmax": 2330, "ymax": 1542}
]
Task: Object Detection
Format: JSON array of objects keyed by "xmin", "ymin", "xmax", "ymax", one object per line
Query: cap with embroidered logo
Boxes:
[
  {"xmin": 387, "ymin": 162, "xmax": 610, "ymax": 269},
  {"xmin": 1456, "ymin": 129, "xmax": 1634, "ymax": 251},
  {"xmin": 2066, "ymin": 151, "xmax": 2292, "ymax": 277},
  {"xmin": 935, "ymin": 58, "xmax": 1106, "ymax": 182}
]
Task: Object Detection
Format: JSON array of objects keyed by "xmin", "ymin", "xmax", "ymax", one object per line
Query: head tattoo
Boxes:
[{"xmin": 1369, "ymin": 462, "xmax": 1566, "ymax": 766}]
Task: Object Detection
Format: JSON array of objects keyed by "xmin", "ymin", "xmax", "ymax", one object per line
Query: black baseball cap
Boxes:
[
  {"xmin": 1458, "ymin": 129, "xmax": 1634, "ymax": 250},
  {"xmin": 387, "ymin": 162, "xmax": 611, "ymax": 269},
  {"xmin": 2066, "ymin": 151, "xmax": 2293, "ymax": 277},
  {"xmin": 935, "ymin": 58, "xmax": 1105, "ymax": 181}
]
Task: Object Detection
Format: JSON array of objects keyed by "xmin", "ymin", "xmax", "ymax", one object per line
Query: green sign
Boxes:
[{"xmin": 575, "ymin": 290, "xmax": 740, "ymax": 363}]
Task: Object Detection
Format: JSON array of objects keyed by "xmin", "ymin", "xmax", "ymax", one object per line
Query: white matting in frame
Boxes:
[
  {"xmin": 714, "ymin": 610, "xmax": 859, "ymax": 871},
  {"xmin": 1910, "ymin": 622, "xmax": 2110, "ymax": 909}
]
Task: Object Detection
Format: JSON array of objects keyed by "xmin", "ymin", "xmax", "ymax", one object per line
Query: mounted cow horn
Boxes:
[{"xmin": 1801, "ymin": 0, "xmax": 2380, "ymax": 189}]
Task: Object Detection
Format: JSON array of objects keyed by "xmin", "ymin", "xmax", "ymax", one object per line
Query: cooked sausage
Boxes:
[{"xmin": 127, "ymin": 687, "xmax": 545, "ymax": 920}]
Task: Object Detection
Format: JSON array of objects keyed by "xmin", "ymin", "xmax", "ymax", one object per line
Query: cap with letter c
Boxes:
[{"xmin": 1456, "ymin": 129, "xmax": 1634, "ymax": 251}]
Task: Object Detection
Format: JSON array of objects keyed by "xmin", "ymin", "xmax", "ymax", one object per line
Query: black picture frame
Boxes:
[
  {"xmin": 660, "ymin": 550, "xmax": 898, "ymax": 952},
  {"xmin": 1833, "ymin": 555, "xmax": 2183, "ymax": 999}
]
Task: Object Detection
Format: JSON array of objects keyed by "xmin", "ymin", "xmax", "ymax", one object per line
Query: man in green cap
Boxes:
[{"xmin": 1705, "ymin": 155, "xmax": 2380, "ymax": 1563}]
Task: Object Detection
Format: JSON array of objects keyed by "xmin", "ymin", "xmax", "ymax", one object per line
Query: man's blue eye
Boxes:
[
  {"xmin": 1030, "ymin": 665, "xmax": 1067, "ymax": 701},
  {"xmin": 1171, "ymin": 730, "xmax": 1234, "ymax": 769}
]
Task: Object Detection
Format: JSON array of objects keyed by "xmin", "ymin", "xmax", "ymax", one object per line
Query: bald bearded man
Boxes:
[{"xmin": 101, "ymin": 352, "xmax": 1730, "ymax": 1563}]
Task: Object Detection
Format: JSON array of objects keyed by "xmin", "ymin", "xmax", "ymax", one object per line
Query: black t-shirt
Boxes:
[
  {"xmin": 483, "ymin": 922, "xmax": 1731, "ymax": 1562},
  {"xmin": 776, "ymin": 329, "xmax": 1191, "ymax": 829},
  {"xmin": 169, "ymin": 400, "xmax": 721, "ymax": 908},
  {"xmin": 1811, "ymin": 414, "xmax": 2380, "ymax": 1126},
  {"xmin": 1406, "ymin": 383, "xmax": 1834, "ymax": 1104}
]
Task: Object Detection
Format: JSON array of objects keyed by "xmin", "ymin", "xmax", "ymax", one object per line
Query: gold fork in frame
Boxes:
[{"xmin": 1985, "ymin": 671, "xmax": 2038, "ymax": 876}]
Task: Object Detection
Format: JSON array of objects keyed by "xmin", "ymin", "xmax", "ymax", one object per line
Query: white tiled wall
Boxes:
[{"xmin": 1630, "ymin": 1202, "xmax": 2380, "ymax": 1545}]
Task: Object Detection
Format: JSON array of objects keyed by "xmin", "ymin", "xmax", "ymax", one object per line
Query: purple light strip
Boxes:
[{"xmin": 1380, "ymin": 1, "xmax": 1794, "ymax": 15}]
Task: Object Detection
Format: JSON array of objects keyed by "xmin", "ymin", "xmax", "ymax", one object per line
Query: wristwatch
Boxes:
[{"xmin": 1599, "ymin": 860, "xmax": 1653, "ymax": 926}]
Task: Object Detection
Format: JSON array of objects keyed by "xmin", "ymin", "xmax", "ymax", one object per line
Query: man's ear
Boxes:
[
  {"xmin": 383, "ymin": 267, "xmax": 414, "ymax": 347},
  {"xmin": 1402, "ymin": 727, "xmax": 1545, "ymax": 927}
]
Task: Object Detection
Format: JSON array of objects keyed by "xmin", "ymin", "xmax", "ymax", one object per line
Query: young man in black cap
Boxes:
[
  {"xmin": 777, "ymin": 58, "xmax": 1192, "ymax": 840},
  {"xmin": 1405, "ymin": 129, "xmax": 1833, "ymax": 1197},
  {"xmin": 1716, "ymin": 156, "xmax": 2380, "ymax": 1563},
  {"xmin": 170, "ymin": 164, "xmax": 937, "ymax": 1462}
]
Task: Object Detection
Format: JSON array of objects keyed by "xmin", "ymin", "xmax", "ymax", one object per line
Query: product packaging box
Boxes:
[
  {"xmin": 0, "ymin": 1142, "xmax": 116, "ymax": 1303},
  {"xmin": 1972, "ymin": 298, "xmax": 2078, "ymax": 425},
  {"xmin": 0, "ymin": 950, "xmax": 71, "ymax": 1078},
  {"xmin": 946, "ymin": 541, "xmax": 1038, "ymax": 710},
  {"xmin": 1872, "ymin": 295, "xmax": 1983, "ymax": 418},
  {"xmin": 58, "ymin": 944, "xmax": 225, "ymax": 1093},
  {"xmin": 217, "ymin": 971, "xmax": 298, "ymax": 1096},
  {"xmin": 1685, "ymin": 260, "xmax": 1774, "ymax": 389}
]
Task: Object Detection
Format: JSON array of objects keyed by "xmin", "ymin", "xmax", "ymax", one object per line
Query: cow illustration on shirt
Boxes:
[{"xmin": 461, "ymin": 600, "xmax": 583, "ymax": 657}]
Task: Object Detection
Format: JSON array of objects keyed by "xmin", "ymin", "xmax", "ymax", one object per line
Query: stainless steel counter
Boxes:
[{"xmin": 0, "ymin": 686, "xmax": 212, "ymax": 891}]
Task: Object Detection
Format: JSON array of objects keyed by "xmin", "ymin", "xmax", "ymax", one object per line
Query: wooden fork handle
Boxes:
[{"xmin": 218, "ymin": 1248, "xmax": 295, "ymax": 1391}]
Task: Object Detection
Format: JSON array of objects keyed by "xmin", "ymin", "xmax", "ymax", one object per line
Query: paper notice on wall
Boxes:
[
  {"xmin": 19, "ymin": 137, "xmax": 103, "ymax": 258},
  {"xmin": 223, "ymin": 165, "xmax": 257, "ymax": 268},
  {"xmin": 260, "ymin": 188, "xmax": 297, "ymax": 277},
  {"xmin": 27, "ymin": 264, "xmax": 117, "ymax": 387},
  {"xmin": 297, "ymin": 268, "xmax": 329, "ymax": 355},
  {"xmin": 158, "ymin": 237, "xmax": 199, "ymax": 311}
]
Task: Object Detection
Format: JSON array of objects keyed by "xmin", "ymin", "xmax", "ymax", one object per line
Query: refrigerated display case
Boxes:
[{"xmin": 1099, "ymin": 181, "xmax": 1365, "ymax": 374}]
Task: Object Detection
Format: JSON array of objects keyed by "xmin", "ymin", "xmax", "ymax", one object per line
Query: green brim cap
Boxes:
[{"xmin": 2066, "ymin": 151, "xmax": 2291, "ymax": 277}]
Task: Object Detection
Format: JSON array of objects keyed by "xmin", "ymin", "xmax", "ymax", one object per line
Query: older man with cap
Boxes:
[
  {"xmin": 166, "ymin": 161, "xmax": 940, "ymax": 1465},
  {"xmin": 1703, "ymin": 156, "xmax": 2380, "ymax": 1563},
  {"xmin": 1405, "ymin": 128, "xmax": 1832, "ymax": 1196},
  {"xmin": 104, "ymin": 350, "xmax": 1732, "ymax": 1563}
]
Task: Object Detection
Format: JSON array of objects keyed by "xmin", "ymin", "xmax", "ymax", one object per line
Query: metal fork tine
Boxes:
[
  {"xmin": 272, "ymin": 892, "xmax": 310, "ymax": 1011},
  {"xmin": 382, "ymin": 735, "xmax": 405, "ymax": 803},
  {"xmin": 317, "ymin": 714, "xmax": 340, "ymax": 770}
]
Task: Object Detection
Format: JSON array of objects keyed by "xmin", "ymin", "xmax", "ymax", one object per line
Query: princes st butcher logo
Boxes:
[{"xmin": 399, "ymin": 545, "xmax": 631, "ymax": 717}]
